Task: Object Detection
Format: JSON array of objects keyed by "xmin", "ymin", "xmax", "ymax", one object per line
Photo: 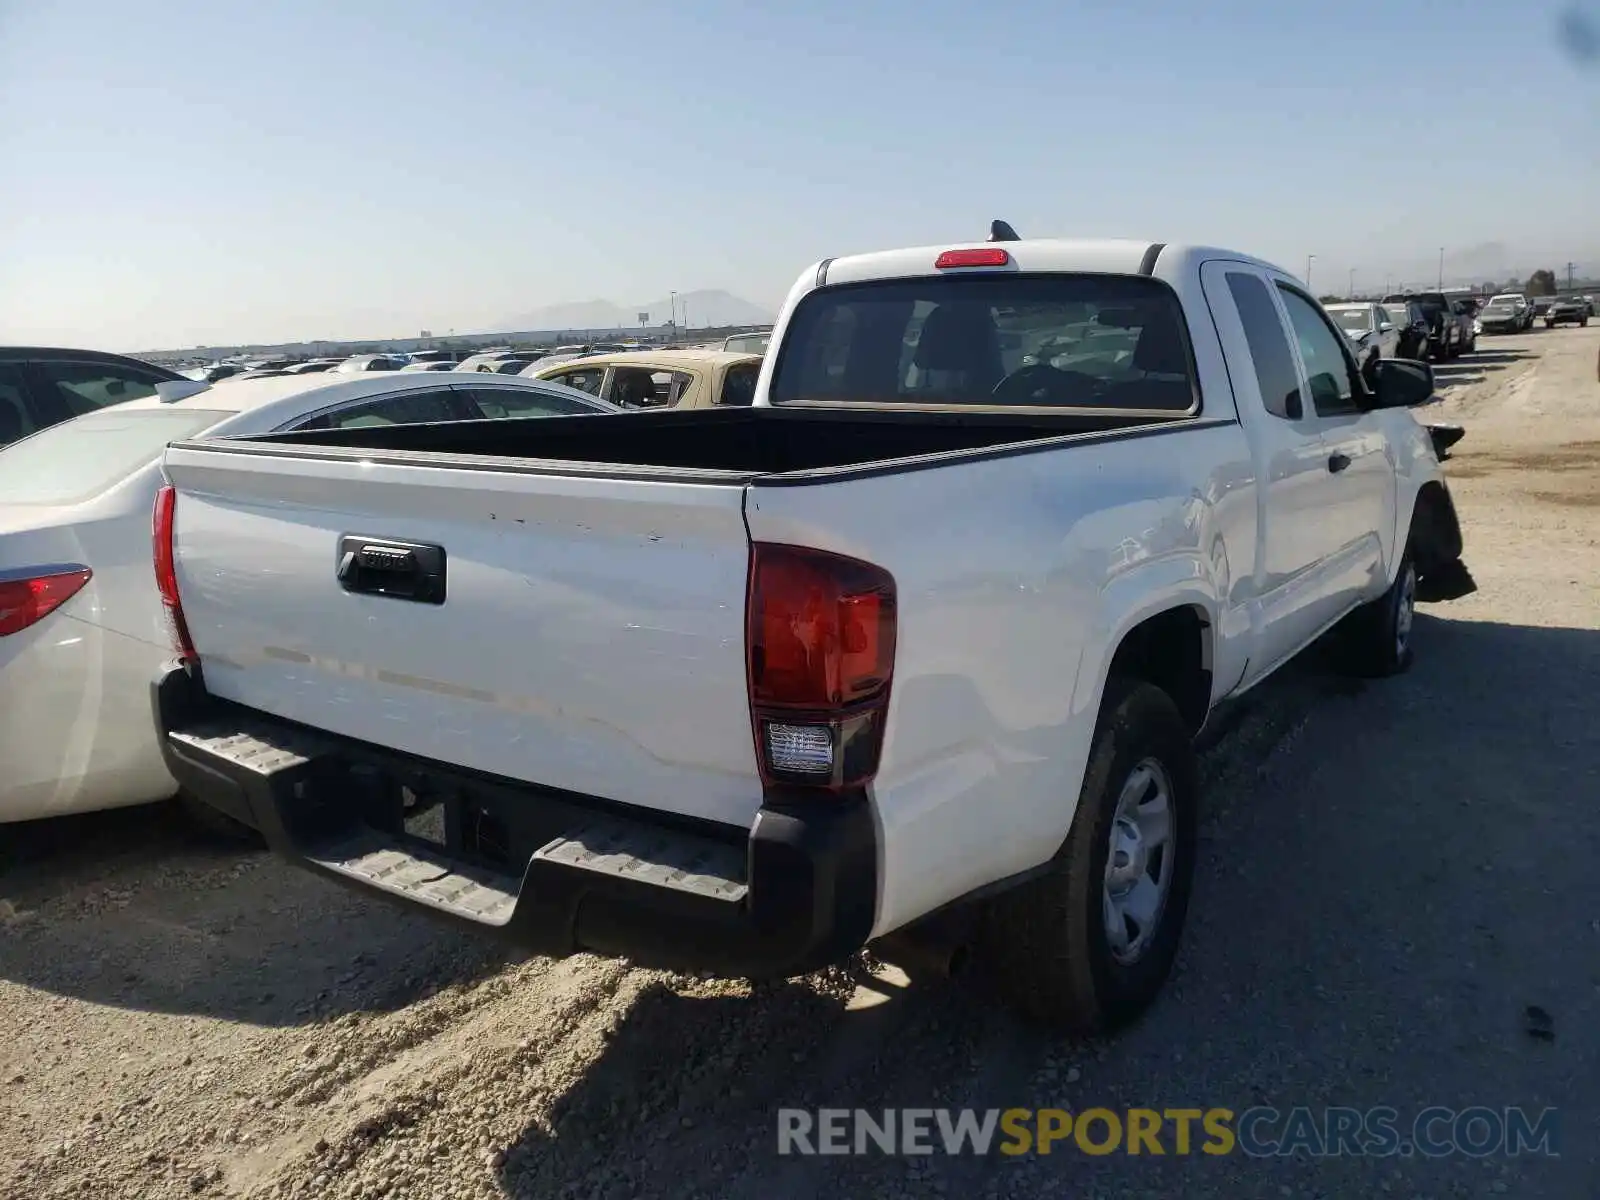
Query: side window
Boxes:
[
  {"xmin": 33, "ymin": 359, "xmax": 165, "ymax": 418},
  {"xmin": 718, "ymin": 362, "xmax": 760, "ymax": 406},
  {"xmin": 463, "ymin": 387, "xmax": 596, "ymax": 418},
  {"xmin": 1375, "ymin": 306, "xmax": 1391, "ymax": 329},
  {"xmin": 0, "ymin": 364, "xmax": 39, "ymax": 445},
  {"xmin": 611, "ymin": 367, "xmax": 690, "ymax": 408},
  {"xmin": 291, "ymin": 389, "xmax": 462, "ymax": 431},
  {"xmin": 550, "ymin": 367, "xmax": 605, "ymax": 396},
  {"xmin": 1224, "ymin": 272, "xmax": 1304, "ymax": 420},
  {"xmin": 1276, "ymin": 286, "xmax": 1361, "ymax": 417}
]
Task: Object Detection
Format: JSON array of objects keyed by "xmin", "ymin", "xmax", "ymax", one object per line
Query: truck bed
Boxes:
[{"xmin": 206, "ymin": 405, "xmax": 1197, "ymax": 480}]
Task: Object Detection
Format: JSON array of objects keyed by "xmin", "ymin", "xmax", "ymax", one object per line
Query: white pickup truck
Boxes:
[{"xmin": 153, "ymin": 230, "xmax": 1467, "ymax": 1032}]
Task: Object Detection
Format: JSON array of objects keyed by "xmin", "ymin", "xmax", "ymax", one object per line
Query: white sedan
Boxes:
[
  {"xmin": 0, "ymin": 371, "xmax": 620, "ymax": 828},
  {"xmin": 1324, "ymin": 302, "xmax": 1403, "ymax": 361}
]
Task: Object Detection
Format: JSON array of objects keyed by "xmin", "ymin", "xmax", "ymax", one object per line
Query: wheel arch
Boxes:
[{"xmin": 1086, "ymin": 596, "xmax": 1217, "ymax": 738}]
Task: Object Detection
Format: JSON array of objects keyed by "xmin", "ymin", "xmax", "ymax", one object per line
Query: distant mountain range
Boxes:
[{"xmin": 496, "ymin": 289, "xmax": 774, "ymax": 333}]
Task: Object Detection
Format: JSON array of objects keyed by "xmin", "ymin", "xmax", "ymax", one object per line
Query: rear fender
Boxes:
[{"xmin": 1072, "ymin": 560, "xmax": 1221, "ymax": 738}]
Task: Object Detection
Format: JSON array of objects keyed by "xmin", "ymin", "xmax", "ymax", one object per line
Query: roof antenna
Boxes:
[{"xmin": 988, "ymin": 219, "xmax": 1020, "ymax": 243}]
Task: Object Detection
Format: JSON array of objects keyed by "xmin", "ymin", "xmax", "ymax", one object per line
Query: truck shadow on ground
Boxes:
[
  {"xmin": 0, "ymin": 803, "xmax": 512, "ymax": 1027},
  {"xmin": 492, "ymin": 612, "xmax": 1598, "ymax": 1200}
]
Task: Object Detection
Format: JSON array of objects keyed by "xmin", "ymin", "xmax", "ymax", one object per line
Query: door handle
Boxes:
[
  {"xmin": 1327, "ymin": 453, "xmax": 1352, "ymax": 474},
  {"xmin": 337, "ymin": 536, "xmax": 447, "ymax": 604}
]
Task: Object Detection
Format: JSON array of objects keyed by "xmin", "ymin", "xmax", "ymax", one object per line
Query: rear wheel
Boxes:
[{"xmin": 981, "ymin": 679, "xmax": 1197, "ymax": 1033}]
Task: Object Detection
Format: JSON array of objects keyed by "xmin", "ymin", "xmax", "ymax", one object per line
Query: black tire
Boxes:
[
  {"xmin": 981, "ymin": 679, "xmax": 1197, "ymax": 1034},
  {"xmin": 175, "ymin": 790, "xmax": 262, "ymax": 844},
  {"xmin": 1335, "ymin": 551, "xmax": 1417, "ymax": 678}
]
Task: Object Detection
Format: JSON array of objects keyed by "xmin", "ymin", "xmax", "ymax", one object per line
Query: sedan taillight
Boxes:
[{"xmin": 0, "ymin": 568, "xmax": 92, "ymax": 637}]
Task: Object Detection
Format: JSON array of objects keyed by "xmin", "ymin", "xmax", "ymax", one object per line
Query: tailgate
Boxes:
[{"xmin": 161, "ymin": 443, "xmax": 763, "ymax": 826}]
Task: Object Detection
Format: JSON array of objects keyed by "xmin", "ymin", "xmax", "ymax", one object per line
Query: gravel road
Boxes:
[{"xmin": 3, "ymin": 326, "xmax": 1597, "ymax": 1200}]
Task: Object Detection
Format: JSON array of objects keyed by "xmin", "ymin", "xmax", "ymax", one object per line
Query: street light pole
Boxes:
[
  {"xmin": 1437, "ymin": 247, "xmax": 1444, "ymax": 290},
  {"xmin": 669, "ymin": 291, "xmax": 677, "ymax": 341},
  {"xmin": 1306, "ymin": 255, "xmax": 1315, "ymax": 290},
  {"xmin": 1349, "ymin": 268, "xmax": 1356, "ymax": 299}
]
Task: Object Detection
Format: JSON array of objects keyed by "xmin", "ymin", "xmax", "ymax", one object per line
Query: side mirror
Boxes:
[
  {"xmin": 1373, "ymin": 357, "xmax": 1435, "ymax": 409},
  {"xmin": 1378, "ymin": 321, "xmax": 1395, "ymax": 334}
]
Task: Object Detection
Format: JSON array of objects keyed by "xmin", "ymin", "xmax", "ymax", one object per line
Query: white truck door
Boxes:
[
  {"xmin": 1273, "ymin": 283, "xmax": 1396, "ymax": 618},
  {"xmin": 1199, "ymin": 261, "xmax": 1343, "ymax": 683}
]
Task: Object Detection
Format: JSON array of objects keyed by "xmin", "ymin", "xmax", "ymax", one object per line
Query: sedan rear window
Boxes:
[
  {"xmin": 768, "ymin": 274, "xmax": 1197, "ymax": 411},
  {"xmin": 0, "ymin": 409, "xmax": 229, "ymax": 505}
]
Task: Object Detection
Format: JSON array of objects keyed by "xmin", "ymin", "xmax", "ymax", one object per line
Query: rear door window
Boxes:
[
  {"xmin": 0, "ymin": 364, "xmax": 39, "ymax": 446},
  {"xmin": 33, "ymin": 359, "xmax": 170, "ymax": 418},
  {"xmin": 1224, "ymin": 271, "xmax": 1306, "ymax": 421},
  {"xmin": 290, "ymin": 389, "xmax": 466, "ymax": 430},
  {"xmin": 0, "ymin": 409, "xmax": 230, "ymax": 505},
  {"xmin": 611, "ymin": 367, "xmax": 690, "ymax": 408},
  {"xmin": 547, "ymin": 366, "xmax": 607, "ymax": 396},
  {"xmin": 460, "ymin": 386, "xmax": 603, "ymax": 418},
  {"xmin": 768, "ymin": 273, "xmax": 1197, "ymax": 411},
  {"xmin": 718, "ymin": 362, "xmax": 760, "ymax": 406}
]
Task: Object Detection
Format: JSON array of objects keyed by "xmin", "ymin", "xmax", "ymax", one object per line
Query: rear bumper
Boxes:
[{"xmin": 153, "ymin": 664, "xmax": 877, "ymax": 978}]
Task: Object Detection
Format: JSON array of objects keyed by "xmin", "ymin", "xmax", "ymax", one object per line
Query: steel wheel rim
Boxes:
[
  {"xmin": 1395, "ymin": 561, "xmax": 1417, "ymax": 656},
  {"xmin": 1102, "ymin": 758, "xmax": 1176, "ymax": 965}
]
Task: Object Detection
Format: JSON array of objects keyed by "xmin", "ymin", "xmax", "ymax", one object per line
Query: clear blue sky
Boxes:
[{"xmin": 2, "ymin": 0, "xmax": 1598, "ymax": 350}]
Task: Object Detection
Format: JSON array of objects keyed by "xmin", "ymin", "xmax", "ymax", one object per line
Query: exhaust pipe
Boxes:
[{"xmin": 870, "ymin": 910, "xmax": 976, "ymax": 979}]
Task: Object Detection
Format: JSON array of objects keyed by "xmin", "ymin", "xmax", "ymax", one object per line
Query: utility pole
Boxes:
[
  {"xmin": 1305, "ymin": 255, "xmax": 1315, "ymax": 290},
  {"xmin": 1349, "ymin": 268, "xmax": 1356, "ymax": 299},
  {"xmin": 1437, "ymin": 247, "xmax": 1444, "ymax": 290},
  {"xmin": 1384, "ymin": 274, "xmax": 1392, "ymax": 296},
  {"xmin": 1566, "ymin": 262, "xmax": 1576, "ymax": 291},
  {"xmin": 669, "ymin": 291, "xmax": 678, "ymax": 340}
]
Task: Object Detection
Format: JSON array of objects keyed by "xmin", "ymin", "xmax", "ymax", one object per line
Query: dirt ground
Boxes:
[{"xmin": 2, "ymin": 326, "xmax": 1597, "ymax": 1200}]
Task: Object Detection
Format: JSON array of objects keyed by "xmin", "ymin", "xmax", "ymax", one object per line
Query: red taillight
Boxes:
[
  {"xmin": 934, "ymin": 247, "xmax": 1011, "ymax": 269},
  {"xmin": 0, "ymin": 568, "xmax": 92, "ymax": 637},
  {"xmin": 747, "ymin": 543, "xmax": 896, "ymax": 791},
  {"xmin": 152, "ymin": 484, "xmax": 197, "ymax": 664}
]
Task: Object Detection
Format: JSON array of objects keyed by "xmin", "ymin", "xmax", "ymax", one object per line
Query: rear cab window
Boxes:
[
  {"xmin": 0, "ymin": 409, "xmax": 230, "ymax": 505},
  {"xmin": 767, "ymin": 273, "xmax": 1198, "ymax": 411}
]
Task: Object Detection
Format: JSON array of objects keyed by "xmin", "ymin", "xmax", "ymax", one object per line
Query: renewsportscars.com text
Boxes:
[{"xmin": 776, "ymin": 1106, "xmax": 1559, "ymax": 1159}]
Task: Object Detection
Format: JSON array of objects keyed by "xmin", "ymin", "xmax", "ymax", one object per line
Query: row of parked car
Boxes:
[
  {"xmin": 1321, "ymin": 290, "xmax": 1593, "ymax": 369},
  {"xmin": 185, "ymin": 330, "xmax": 774, "ymax": 384}
]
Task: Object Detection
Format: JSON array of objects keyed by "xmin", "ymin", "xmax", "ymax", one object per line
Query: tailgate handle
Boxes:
[{"xmin": 336, "ymin": 536, "xmax": 446, "ymax": 605}]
